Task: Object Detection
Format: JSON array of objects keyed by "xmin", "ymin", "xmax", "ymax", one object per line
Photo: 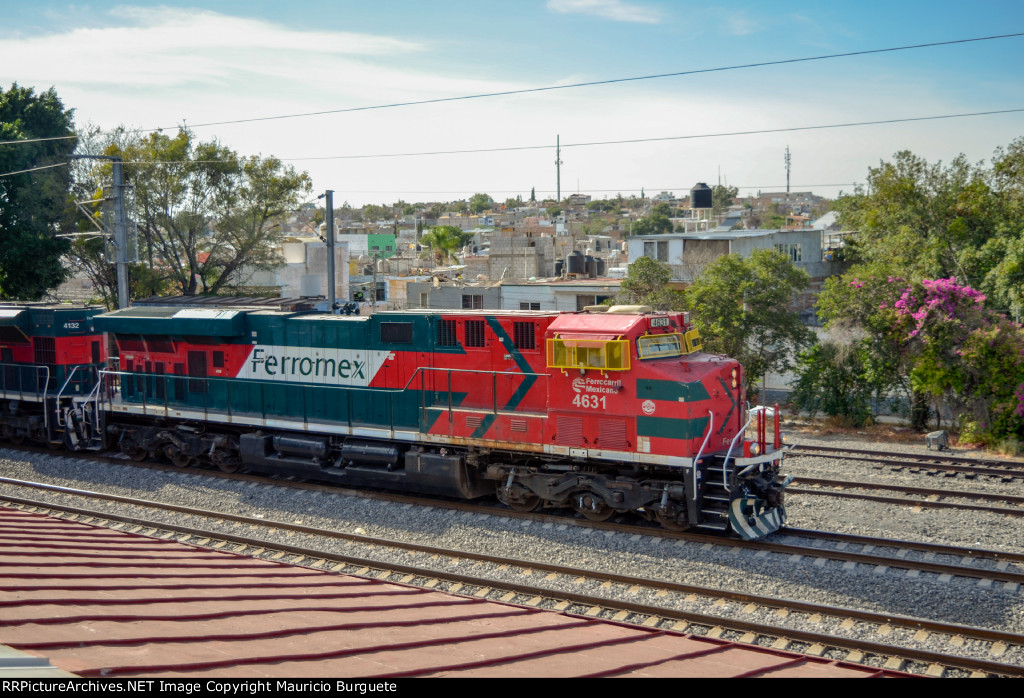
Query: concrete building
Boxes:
[
  {"xmin": 405, "ymin": 277, "xmax": 620, "ymax": 312},
  {"xmin": 245, "ymin": 238, "xmax": 350, "ymax": 301},
  {"xmin": 626, "ymin": 228, "xmax": 838, "ymax": 283}
]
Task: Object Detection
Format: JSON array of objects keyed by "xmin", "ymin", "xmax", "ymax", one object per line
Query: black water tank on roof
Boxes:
[
  {"xmin": 567, "ymin": 250, "xmax": 585, "ymax": 274},
  {"xmin": 691, "ymin": 182, "xmax": 713, "ymax": 209}
]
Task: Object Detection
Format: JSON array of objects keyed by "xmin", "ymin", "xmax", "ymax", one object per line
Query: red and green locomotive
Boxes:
[
  {"xmin": 0, "ymin": 303, "xmax": 106, "ymax": 447},
  {"xmin": 79, "ymin": 303, "xmax": 790, "ymax": 539}
]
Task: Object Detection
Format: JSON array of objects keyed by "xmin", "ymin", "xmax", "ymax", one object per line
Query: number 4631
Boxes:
[{"xmin": 572, "ymin": 393, "xmax": 606, "ymax": 409}]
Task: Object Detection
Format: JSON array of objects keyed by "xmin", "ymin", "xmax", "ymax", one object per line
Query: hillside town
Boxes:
[{"xmin": 56, "ymin": 184, "xmax": 844, "ymax": 323}]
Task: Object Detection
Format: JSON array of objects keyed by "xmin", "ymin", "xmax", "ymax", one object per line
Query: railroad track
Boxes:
[
  {"xmin": 790, "ymin": 444, "xmax": 1024, "ymax": 480},
  {"xmin": 788, "ymin": 477, "xmax": 1024, "ymax": 517},
  {"xmin": 1, "ymin": 476, "xmax": 1022, "ymax": 677}
]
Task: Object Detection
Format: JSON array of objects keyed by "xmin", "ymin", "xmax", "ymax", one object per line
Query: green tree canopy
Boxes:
[
  {"xmin": 711, "ymin": 184, "xmax": 738, "ymax": 217},
  {"xmin": 0, "ymin": 84, "xmax": 76, "ymax": 299},
  {"xmin": 686, "ymin": 249, "xmax": 813, "ymax": 390},
  {"xmin": 420, "ymin": 225, "xmax": 473, "ymax": 264},
  {"xmin": 99, "ymin": 128, "xmax": 311, "ymax": 296},
  {"xmin": 617, "ymin": 256, "xmax": 684, "ymax": 311},
  {"xmin": 812, "ymin": 271, "xmax": 1024, "ymax": 440},
  {"xmin": 469, "ymin": 193, "xmax": 493, "ymax": 214},
  {"xmin": 631, "ymin": 203, "xmax": 672, "ymax": 235}
]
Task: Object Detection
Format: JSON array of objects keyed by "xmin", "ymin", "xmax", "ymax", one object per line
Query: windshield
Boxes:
[{"xmin": 636, "ymin": 333, "xmax": 684, "ymax": 359}]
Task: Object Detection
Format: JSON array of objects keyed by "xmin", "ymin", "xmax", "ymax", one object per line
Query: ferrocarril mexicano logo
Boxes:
[{"xmin": 237, "ymin": 345, "xmax": 391, "ymax": 386}]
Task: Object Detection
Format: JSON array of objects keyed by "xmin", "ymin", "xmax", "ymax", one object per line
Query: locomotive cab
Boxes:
[{"xmin": 540, "ymin": 306, "xmax": 790, "ymax": 538}]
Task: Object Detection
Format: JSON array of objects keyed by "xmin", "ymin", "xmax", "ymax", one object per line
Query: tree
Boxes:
[
  {"xmin": 617, "ymin": 257, "xmax": 684, "ymax": 311},
  {"xmin": 420, "ymin": 225, "xmax": 473, "ymax": 264},
  {"xmin": 468, "ymin": 193, "xmax": 493, "ymax": 214},
  {"xmin": 545, "ymin": 205, "xmax": 562, "ymax": 218},
  {"xmin": 832, "ymin": 149, "xmax": 997, "ymax": 283},
  {"xmin": 530, "ymin": 187, "xmax": 536, "ymax": 202},
  {"xmin": 711, "ymin": 184, "xmax": 738, "ymax": 217},
  {"xmin": 68, "ymin": 234, "xmax": 173, "ymax": 308},
  {"xmin": 685, "ymin": 249, "xmax": 813, "ymax": 391},
  {"xmin": 790, "ymin": 341, "xmax": 876, "ymax": 427},
  {"xmin": 0, "ymin": 84, "xmax": 76, "ymax": 299},
  {"xmin": 815, "ymin": 272, "xmax": 1024, "ymax": 440},
  {"xmin": 361, "ymin": 204, "xmax": 389, "ymax": 222},
  {"xmin": 101, "ymin": 128, "xmax": 311, "ymax": 296},
  {"xmin": 632, "ymin": 203, "xmax": 672, "ymax": 235}
]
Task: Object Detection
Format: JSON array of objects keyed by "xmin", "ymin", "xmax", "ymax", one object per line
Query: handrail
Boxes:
[
  {"xmin": 690, "ymin": 409, "xmax": 714, "ymax": 501},
  {"xmin": 39, "ymin": 366, "xmax": 50, "ymax": 434},
  {"xmin": 721, "ymin": 413, "xmax": 755, "ymax": 490},
  {"xmin": 55, "ymin": 365, "xmax": 87, "ymax": 426}
]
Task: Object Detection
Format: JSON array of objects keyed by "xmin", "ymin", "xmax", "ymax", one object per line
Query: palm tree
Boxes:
[{"xmin": 420, "ymin": 225, "xmax": 471, "ymax": 264}]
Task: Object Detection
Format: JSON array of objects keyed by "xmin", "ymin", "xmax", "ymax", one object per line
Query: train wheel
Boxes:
[
  {"xmin": 497, "ymin": 485, "xmax": 541, "ymax": 513},
  {"xmin": 8, "ymin": 434, "xmax": 25, "ymax": 446},
  {"xmin": 122, "ymin": 444, "xmax": 148, "ymax": 462},
  {"xmin": 508, "ymin": 495, "xmax": 541, "ymax": 512},
  {"xmin": 572, "ymin": 493, "xmax": 614, "ymax": 522},
  {"xmin": 655, "ymin": 511, "xmax": 690, "ymax": 532},
  {"xmin": 211, "ymin": 450, "xmax": 241, "ymax": 473},
  {"xmin": 163, "ymin": 445, "xmax": 192, "ymax": 468}
]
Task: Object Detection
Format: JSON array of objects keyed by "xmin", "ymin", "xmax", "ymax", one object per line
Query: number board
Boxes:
[{"xmin": 649, "ymin": 317, "xmax": 670, "ymax": 328}]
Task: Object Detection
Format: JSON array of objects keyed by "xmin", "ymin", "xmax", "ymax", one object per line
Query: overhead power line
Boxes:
[
  {"xmin": 0, "ymin": 31, "xmax": 1019, "ymax": 148},
  {"xmin": 6, "ymin": 106, "xmax": 1019, "ymax": 180},
  {"xmin": 0, "ymin": 134, "xmax": 79, "ymax": 147},
  {"xmin": 114, "ymin": 107, "xmax": 1024, "ymax": 165},
  {"xmin": 0, "ymin": 162, "xmax": 69, "ymax": 178},
  {"xmin": 144, "ymin": 32, "xmax": 1024, "ymax": 131}
]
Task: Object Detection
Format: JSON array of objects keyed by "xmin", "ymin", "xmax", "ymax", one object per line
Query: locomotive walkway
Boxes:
[{"xmin": 0, "ymin": 505, "xmax": 896, "ymax": 678}]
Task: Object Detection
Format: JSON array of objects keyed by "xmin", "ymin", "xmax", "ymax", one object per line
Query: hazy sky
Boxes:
[{"xmin": 3, "ymin": 1, "xmax": 1023, "ymax": 206}]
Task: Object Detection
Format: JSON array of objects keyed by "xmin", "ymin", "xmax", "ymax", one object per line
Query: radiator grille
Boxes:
[
  {"xmin": 556, "ymin": 416, "xmax": 584, "ymax": 446},
  {"xmin": 598, "ymin": 419, "xmax": 628, "ymax": 451}
]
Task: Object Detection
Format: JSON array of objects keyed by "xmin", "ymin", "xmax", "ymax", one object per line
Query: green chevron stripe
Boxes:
[
  {"xmin": 637, "ymin": 415, "xmax": 710, "ymax": 440},
  {"xmin": 636, "ymin": 378, "xmax": 710, "ymax": 403}
]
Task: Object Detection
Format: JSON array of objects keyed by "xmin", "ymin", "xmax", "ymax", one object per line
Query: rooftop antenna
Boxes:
[
  {"xmin": 785, "ymin": 146, "xmax": 791, "ymax": 194},
  {"xmin": 555, "ymin": 135, "xmax": 562, "ymax": 202}
]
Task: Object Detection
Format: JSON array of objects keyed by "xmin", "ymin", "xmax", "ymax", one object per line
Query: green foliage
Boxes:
[
  {"xmin": 468, "ymin": 193, "xmax": 493, "ymax": 214},
  {"xmin": 586, "ymin": 199, "xmax": 622, "ymax": 215},
  {"xmin": 617, "ymin": 256, "xmax": 684, "ymax": 311},
  {"xmin": 100, "ymin": 128, "xmax": 311, "ymax": 296},
  {"xmin": 631, "ymin": 203, "xmax": 672, "ymax": 236},
  {"xmin": 712, "ymin": 184, "xmax": 738, "ymax": 217},
  {"xmin": 817, "ymin": 139, "xmax": 1024, "ymax": 434},
  {"xmin": 685, "ymin": 249, "xmax": 813, "ymax": 389},
  {"xmin": 0, "ymin": 84, "xmax": 75, "ymax": 299},
  {"xmin": 420, "ymin": 225, "xmax": 473, "ymax": 263},
  {"xmin": 832, "ymin": 148, "xmax": 1007, "ymax": 289},
  {"xmin": 68, "ymin": 235, "xmax": 172, "ymax": 309},
  {"xmin": 545, "ymin": 205, "xmax": 562, "ymax": 218},
  {"xmin": 790, "ymin": 341, "xmax": 875, "ymax": 427},
  {"xmin": 814, "ymin": 271, "xmax": 1024, "ymax": 440},
  {"xmin": 361, "ymin": 204, "xmax": 389, "ymax": 222}
]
